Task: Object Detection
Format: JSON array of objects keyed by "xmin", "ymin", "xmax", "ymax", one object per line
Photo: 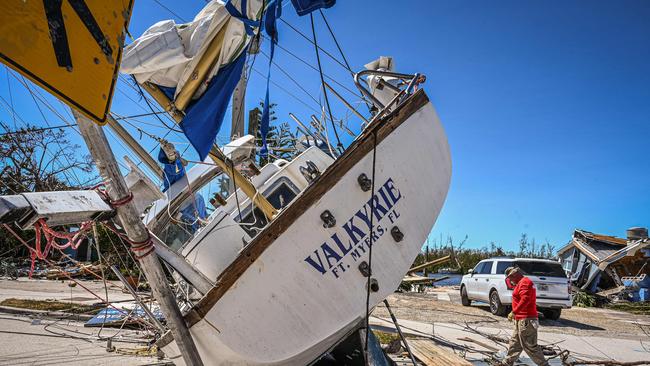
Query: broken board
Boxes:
[{"xmin": 408, "ymin": 338, "xmax": 472, "ymax": 366}]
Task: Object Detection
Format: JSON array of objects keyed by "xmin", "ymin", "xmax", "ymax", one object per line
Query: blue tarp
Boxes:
[
  {"xmin": 158, "ymin": 148, "xmax": 186, "ymax": 192},
  {"xmin": 157, "ymin": 51, "xmax": 248, "ymax": 161},
  {"xmin": 85, "ymin": 305, "xmax": 164, "ymax": 327},
  {"xmin": 290, "ymin": 0, "xmax": 335, "ymax": 16},
  {"xmin": 180, "ymin": 193, "xmax": 208, "ymax": 232}
]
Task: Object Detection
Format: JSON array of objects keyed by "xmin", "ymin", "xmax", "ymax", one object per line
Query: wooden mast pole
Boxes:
[{"xmin": 73, "ymin": 110, "xmax": 204, "ymax": 366}]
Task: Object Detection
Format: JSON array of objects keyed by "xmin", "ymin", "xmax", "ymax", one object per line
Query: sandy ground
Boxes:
[
  {"xmin": 0, "ymin": 278, "xmax": 133, "ymax": 305},
  {"xmin": 372, "ymin": 287, "xmax": 650, "ymax": 340},
  {"xmin": 371, "ymin": 287, "xmax": 650, "ymax": 365},
  {"xmin": 0, "ymin": 313, "xmax": 167, "ymax": 366}
]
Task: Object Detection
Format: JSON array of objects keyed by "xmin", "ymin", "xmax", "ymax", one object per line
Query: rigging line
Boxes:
[
  {"xmin": 104, "ymin": 128, "xmax": 141, "ymax": 172},
  {"xmin": 279, "ymin": 18, "xmax": 350, "ymax": 72},
  {"xmin": 364, "ymin": 130, "xmax": 378, "ymax": 354},
  {"xmin": 319, "ymin": 10, "xmax": 373, "ymax": 113},
  {"xmin": 250, "ymin": 66, "xmax": 321, "ymax": 114},
  {"xmin": 131, "ymin": 79, "xmax": 184, "ymax": 134},
  {"xmin": 9, "ymin": 73, "xmax": 81, "ymax": 135},
  {"xmin": 22, "ymin": 76, "xmax": 84, "ymax": 186},
  {"xmin": 151, "ymin": 0, "xmax": 189, "ymax": 22},
  {"xmin": 318, "ymin": 10, "xmax": 353, "ymax": 75},
  {"xmin": 310, "ymin": 14, "xmax": 343, "ymax": 152},
  {"xmin": 121, "ymin": 76, "xmax": 184, "ymax": 134},
  {"xmin": 112, "ymin": 111, "xmax": 167, "ymax": 120},
  {"xmin": 4, "ymin": 68, "xmax": 16, "ymax": 127},
  {"xmin": 261, "ymin": 34, "xmax": 362, "ymax": 99},
  {"xmin": 258, "ymin": 49, "xmax": 321, "ymax": 106}
]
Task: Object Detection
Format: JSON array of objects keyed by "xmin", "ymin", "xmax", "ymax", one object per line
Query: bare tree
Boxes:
[
  {"xmin": 0, "ymin": 122, "xmax": 93, "ymax": 194},
  {"xmin": 0, "ymin": 123, "xmax": 94, "ymax": 256}
]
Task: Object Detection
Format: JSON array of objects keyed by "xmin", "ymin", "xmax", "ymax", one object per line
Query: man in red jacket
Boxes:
[{"xmin": 502, "ymin": 267, "xmax": 549, "ymax": 366}]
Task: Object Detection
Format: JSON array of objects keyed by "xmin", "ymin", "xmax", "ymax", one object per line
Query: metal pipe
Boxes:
[
  {"xmin": 383, "ymin": 299, "xmax": 418, "ymax": 366},
  {"xmin": 323, "ymin": 81, "xmax": 369, "ymax": 125},
  {"xmin": 152, "ymin": 234, "xmax": 214, "ymax": 295},
  {"xmin": 110, "ymin": 265, "xmax": 165, "ymax": 331},
  {"xmin": 289, "ymin": 113, "xmax": 320, "ymax": 143}
]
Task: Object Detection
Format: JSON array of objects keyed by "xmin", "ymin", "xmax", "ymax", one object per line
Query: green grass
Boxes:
[
  {"xmin": 606, "ymin": 302, "xmax": 650, "ymax": 315},
  {"xmin": 373, "ymin": 330, "xmax": 403, "ymax": 344},
  {"xmin": 0, "ymin": 298, "xmax": 99, "ymax": 314}
]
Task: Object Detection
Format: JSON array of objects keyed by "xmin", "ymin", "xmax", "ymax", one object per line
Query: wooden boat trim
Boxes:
[{"xmin": 184, "ymin": 89, "xmax": 430, "ymax": 326}]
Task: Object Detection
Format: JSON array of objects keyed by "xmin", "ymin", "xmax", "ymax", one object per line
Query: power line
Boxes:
[
  {"xmin": 151, "ymin": 0, "xmax": 188, "ymax": 22},
  {"xmin": 0, "ymin": 124, "xmax": 73, "ymax": 136}
]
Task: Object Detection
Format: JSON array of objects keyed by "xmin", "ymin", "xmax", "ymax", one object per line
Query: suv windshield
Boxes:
[{"xmin": 515, "ymin": 261, "xmax": 566, "ymax": 277}]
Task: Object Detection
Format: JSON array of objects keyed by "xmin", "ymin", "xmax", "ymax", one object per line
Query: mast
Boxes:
[
  {"xmin": 231, "ymin": 34, "xmax": 260, "ymax": 141},
  {"xmin": 231, "ymin": 66, "xmax": 247, "ymax": 140},
  {"xmin": 73, "ymin": 111, "xmax": 204, "ymax": 366}
]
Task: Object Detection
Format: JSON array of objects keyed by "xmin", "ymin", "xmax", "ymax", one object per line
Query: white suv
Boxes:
[{"xmin": 460, "ymin": 257, "xmax": 572, "ymax": 320}]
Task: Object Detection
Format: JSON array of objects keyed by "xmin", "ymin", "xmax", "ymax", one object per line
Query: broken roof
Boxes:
[{"xmin": 557, "ymin": 229, "xmax": 628, "ymax": 263}]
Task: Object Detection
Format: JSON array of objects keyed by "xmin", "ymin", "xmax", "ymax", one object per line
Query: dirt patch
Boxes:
[
  {"xmin": 0, "ymin": 298, "xmax": 99, "ymax": 314},
  {"xmin": 372, "ymin": 290, "xmax": 650, "ymax": 340}
]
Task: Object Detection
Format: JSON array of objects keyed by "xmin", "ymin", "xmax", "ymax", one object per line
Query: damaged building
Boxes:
[{"xmin": 557, "ymin": 227, "xmax": 649, "ymax": 295}]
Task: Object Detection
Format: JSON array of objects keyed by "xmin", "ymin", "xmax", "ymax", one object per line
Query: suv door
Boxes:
[
  {"xmin": 466, "ymin": 262, "xmax": 485, "ymax": 298},
  {"xmin": 475, "ymin": 260, "xmax": 494, "ymax": 301}
]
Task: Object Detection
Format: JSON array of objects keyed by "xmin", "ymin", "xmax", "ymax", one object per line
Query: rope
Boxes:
[
  {"xmin": 310, "ymin": 13, "xmax": 344, "ymax": 153},
  {"xmin": 364, "ymin": 130, "xmax": 378, "ymax": 354}
]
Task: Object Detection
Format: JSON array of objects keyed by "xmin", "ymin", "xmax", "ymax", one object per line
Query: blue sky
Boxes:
[{"xmin": 1, "ymin": 0, "xmax": 648, "ymax": 251}]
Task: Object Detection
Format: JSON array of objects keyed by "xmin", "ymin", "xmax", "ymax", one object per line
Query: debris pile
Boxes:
[{"xmin": 557, "ymin": 228, "xmax": 649, "ymax": 303}]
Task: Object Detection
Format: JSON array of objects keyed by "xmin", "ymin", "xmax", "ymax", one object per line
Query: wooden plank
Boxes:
[
  {"xmin": 184, "ymin": 90, "xmax": 430, "ymax": 326},
  {"xmin": 457, "ymin": 337, "xmax": 499, "ymax": 352},
  {"xmin": 408, "ymin": 255, "xmax": 452, "ymax": 273},
  {"xmin": 408, "ymin": 338, "xmax": 472, "ymax": 366}
]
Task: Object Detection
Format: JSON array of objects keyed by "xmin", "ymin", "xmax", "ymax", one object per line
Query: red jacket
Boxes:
[{"xmin": 511, "ymin": 277, "xmax": 538, "ymax": 319}]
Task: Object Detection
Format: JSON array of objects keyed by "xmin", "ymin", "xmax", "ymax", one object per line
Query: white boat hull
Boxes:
[{"xmin": 162, "ymin": 91, "xmax": 451, "ymax": 365}]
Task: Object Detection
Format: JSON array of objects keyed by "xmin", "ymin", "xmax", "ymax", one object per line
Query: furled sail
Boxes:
[
  {"xmin": 121, "ymin": 0, "xmax": 265, "ymax": 160},
  {"xmin": 121, "ymin": 0, "xmax": 337, "ymax": 160}
]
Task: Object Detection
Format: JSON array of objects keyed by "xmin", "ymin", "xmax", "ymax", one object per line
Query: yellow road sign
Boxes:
[{"xmin": 0, "ymin": 0, "xmax": 134, "ymax": 124}]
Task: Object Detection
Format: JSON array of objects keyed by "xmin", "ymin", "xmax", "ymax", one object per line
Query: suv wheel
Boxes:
[
  {"xmin": 489, "ymin": 290, "xmax": 507, "ymax": 316},
  {"xmin": 460, "ymin": 285, "xmax": 471, "ymax": 306},
  {"xmin": 542, "ymin": 308, "xmax": 561, "ymax": 320}
]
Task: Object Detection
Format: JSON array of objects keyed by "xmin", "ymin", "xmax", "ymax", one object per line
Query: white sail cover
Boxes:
[{"xmin": 121, "ymin": 0, "xmax": 263, "ymax": 100}]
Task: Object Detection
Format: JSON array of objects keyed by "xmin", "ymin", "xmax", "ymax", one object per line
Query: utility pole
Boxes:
[{"xmin": 73, "ymin": 110, "xmax": 204, "ymax": 366}]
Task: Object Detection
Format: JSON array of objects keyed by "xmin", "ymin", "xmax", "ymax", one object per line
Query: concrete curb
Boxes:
[{"xmin": 0, "ymin": 305, "xmax": 94, "ymax": 321}]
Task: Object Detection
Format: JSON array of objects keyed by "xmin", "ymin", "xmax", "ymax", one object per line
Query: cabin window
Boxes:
[{"xmin": 237, "ymin": 179, "xmax": 298, "ymax": 237}]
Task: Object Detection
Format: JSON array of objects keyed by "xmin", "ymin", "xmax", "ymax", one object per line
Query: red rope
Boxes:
[
  {"xmin": 102, "ymin": 222, "xmax": 155, "ymax": 260},
  {"xmin": 29, "ymin": 219, "xmax": 94, "ymax": 278},
  {"xmin": 3, "ymin": 223, "xmax": 158, "ymax": 330}
]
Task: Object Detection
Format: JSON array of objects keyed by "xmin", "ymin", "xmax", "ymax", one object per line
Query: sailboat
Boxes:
[{"xmin": 0, "ymin": 0, "xmax": 451, "ymax": 364}]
